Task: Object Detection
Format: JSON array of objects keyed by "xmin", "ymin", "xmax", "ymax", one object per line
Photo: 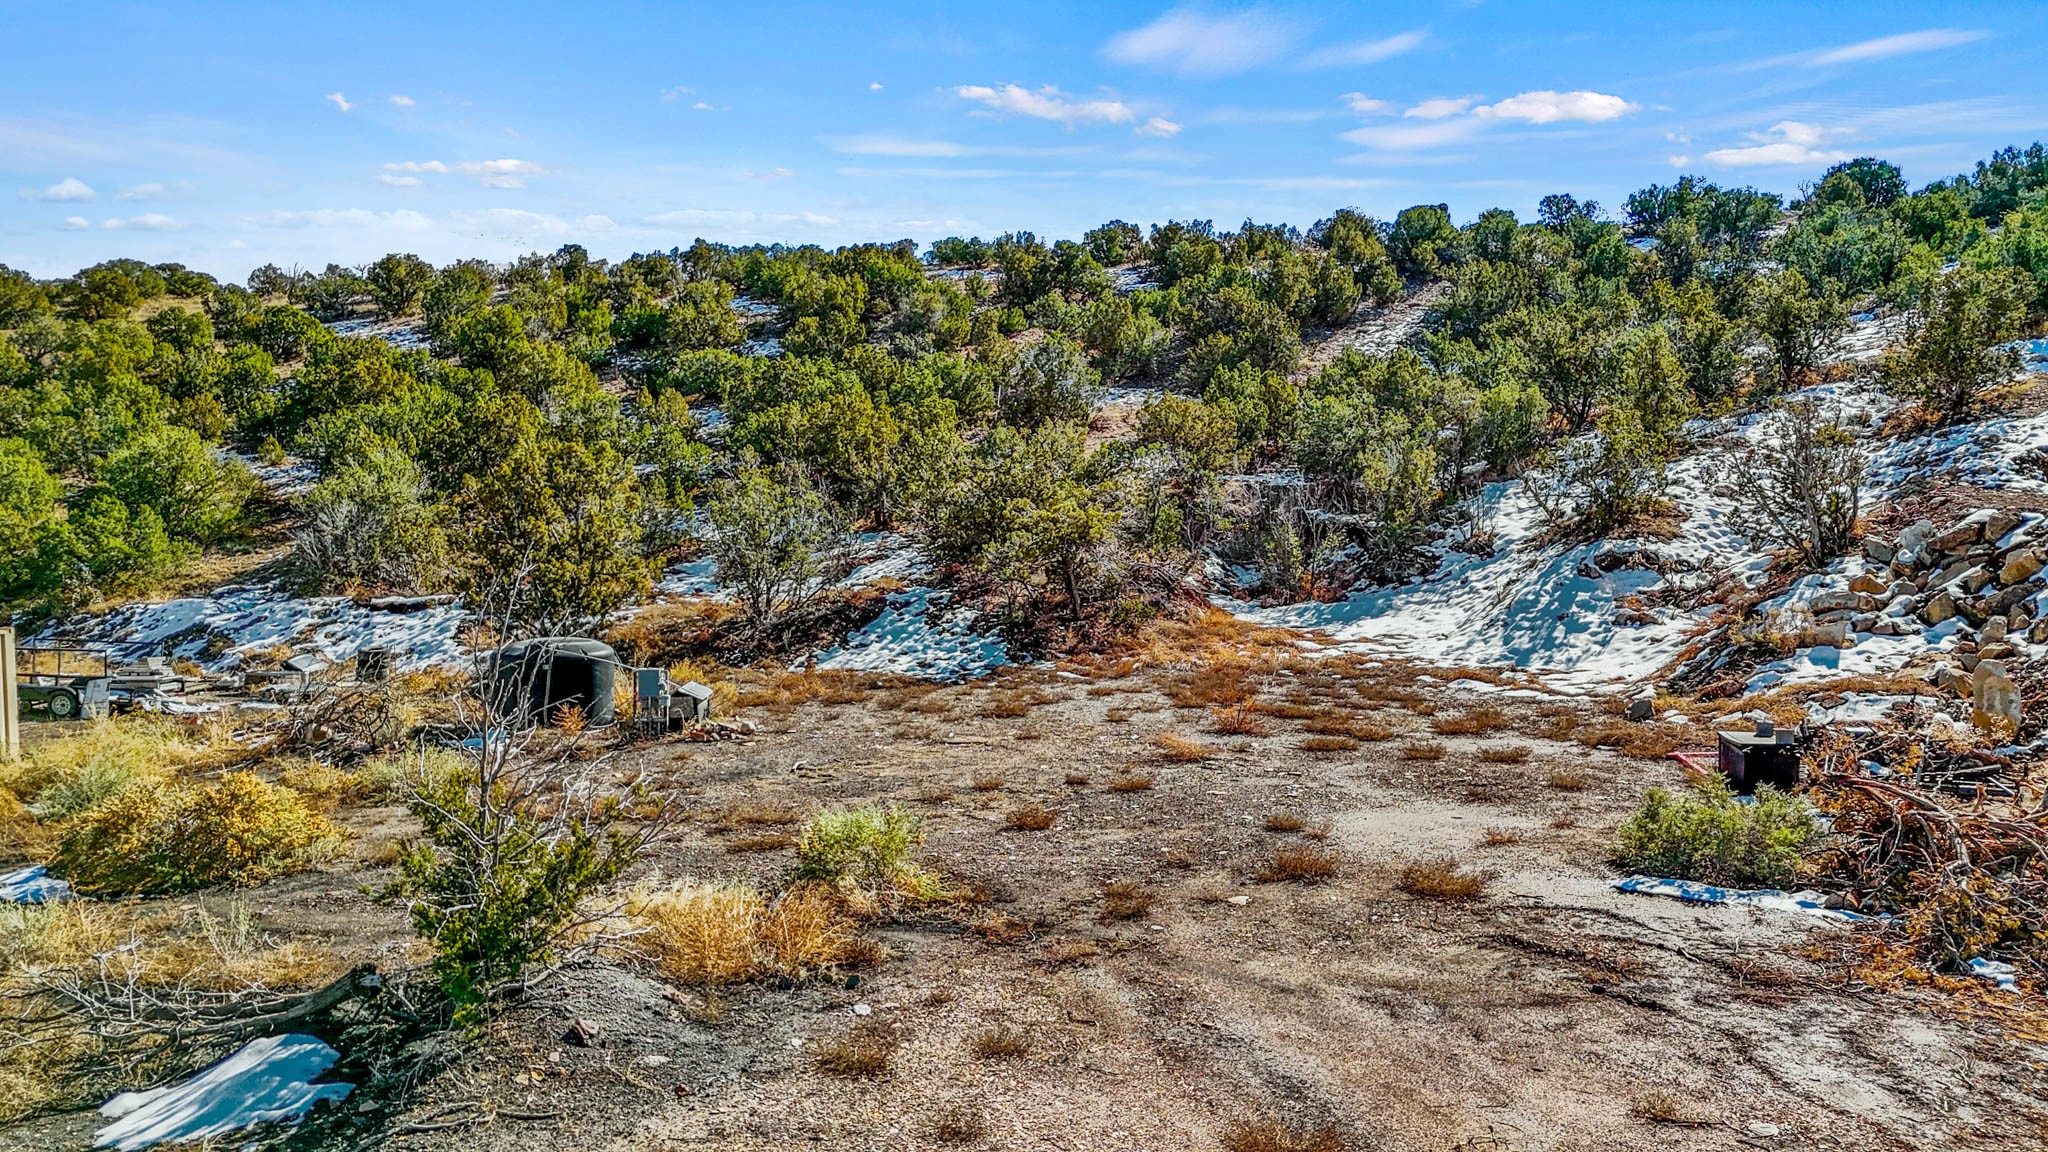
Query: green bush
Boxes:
[
  {"xmin": 794, "ymin": 803, "xmax": 942, "ymax": 898},
  {"xmin": 54, "ymin": 772, "xmax": 344, "ymax": 895},
  {"xmin": 1615, "ymin": 777, "xmax": 1819, "ymax": 889}
]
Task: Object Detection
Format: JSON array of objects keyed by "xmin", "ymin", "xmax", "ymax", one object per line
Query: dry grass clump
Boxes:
[
  {"xmin": 716, "ymin": 803, "xmax": 803, "ymax": 829},
  {"xmin": 984, "ymin": 693, "xmax": 1033, "ymax": 718},
  {"xmin": 1004, "ymin": 803, "xmax": 1056, "ymax": 831},
  {"xmin": 968, "ymin": 1023, "xmax": 1032, "ymax": 1060},
  {"xmin": 1304, "ymin": 716, "xmax": 1394, "ymax": 741},
  {"xmin": 1221, "ymin": 1119, "xmax": 1347, "ymax": 1152},
  {"xmin": 54, "ymin": 772, "xmax": 344, "ymax": 896},
  {"xmin": 814, "ymin": 1020, "xmax": 898, "ymax": 1077},
  {"xmin": 1165, "ymin": 662, "xmax": 1255, "ymax": 709},
  {"xmin": 1477, "ymin": 745, "xmax": 1532, "ymax": 764},
  {"xmin": 1430, "ymin": 706, "xmax": 1510, "ymax": 735},
  {"xmin": 1300, "ymin": 735, "xmax": 1360, "ymax": 754},
  {"xmin": 1395, "ymin": 856, "xmax": 1493, "ymax": 901},
  {"xmin": 1108, "ymin": 774, "xmax": 1156, "ymax": 793},
  {"xmin": 1264, "ymin": 812, "xmax": 1306, "ymax": 833},
  {"xmin": 970, "ymin": 775, "xmax": 1005, "ymax": 792},
  {"xmin": 628, "ymin": 881, "xmax": 877, "ymax": 984},
  {"xmin": 1257, "ymin": 845, "xmax": 1341, "ymax": 883},
  {"xmin": 1210, "ymin": 703, "xmax": 1270, "ymax": 736},
  {"xmin": 1400, "ymin": 741, "xmax": 1447, "ymax": 761},
  {"xmin": 934, "ymin": 1105, "xmax": 989, "ymax": 1143},
  {"xmin": 1545, "ymin": 769, "xmax": 1591, "ymax": 792},
  {"xmin": 1569, "ymin": 720, "xmax": 1686, "ymax": 759},
  {"xmin": 1481, "ymin": 827, "xmax": 1521, "ymax": 846},
  {"xmin": 1064, "ymin": 772, "xmax": 1091, "ymax": 786},
  {"xmin": 1100, "ymin": 881, "xmax": 1156, "ymax": 921},
  {"xmin": 1152, "ymin": 733, "xmax": 1216, "ymax": 762}
]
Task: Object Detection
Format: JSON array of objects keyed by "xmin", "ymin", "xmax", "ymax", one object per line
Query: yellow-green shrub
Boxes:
[{"xmin": 54, "ymin": 773, "xmax": 344, "ymax": 895}]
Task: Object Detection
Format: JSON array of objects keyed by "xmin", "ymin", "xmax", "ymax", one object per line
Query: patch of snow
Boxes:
[
  {"xmin": 1107, "ymin": 266, "xmax": 1157, "ymax": 294},
  {"xmin": 2, "ymin": 865, "xmax": 70, "ymax": 904},
  {"xmin": 730, "ymin": 296, "xmax": 779, "ymax": 321},
  {"xmin": 222, "ymin": 451, "xmax": 320, "ymax": 498},
  {"xmin": 40, "ymin": 586, "xmax": 469, "ymax": 672},
  {"xmin": 1613, "ymin": 875, "xmax": 1869, "ymax": 922},
  {"xmin": 325, "ymin": 317, "xmax": 430, "ymax": 352},
  {"xmin": 1806, "ymin": 692, "xmax": 1918, "ymax": 725},
  {"xmin": 738, "ymin": 336, "xmax": 783, "ymax": 358},
  {"xmin": 813, "ymin": 586, "xmax": 1009, "ymax": 680},
  {"xmin": 95, "ymin": 1033, "xmax": 352, "ymax": 1151}
]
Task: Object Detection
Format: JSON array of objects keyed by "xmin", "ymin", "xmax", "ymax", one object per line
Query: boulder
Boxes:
[
  {"xmin": 1929, "ymin": 520, "xmax": 1982, "ymax": 554},
  {"xmin": 1931, "ymin": 663, "xmax": 1965, "ymax": 692},
  {"xmin": 1921, "ymin": 591, "xmax": 1958, "ymax": 625},
  {"xmin": 2000, "ymin": 547, "xmax": 2045, "ymax": 586},
  {"xmin": 1985, "ymin": 509, "xmax": 2025, "ymax": 544},
  {"xmin": 1896, "ymin": 519, "xmax": 1936, "ymax": 557},
  {"xmin": 1979, "ymin": 643, "xmax": 2017, "ymax": 662},
  {"xmin": 1863, "ymin": 536, "xmax": 1897, "ymax": 565},
  {"xmin": 1887, "ymin": 580, "xmax": 1918, "ymax": 600},
  {"xmin": 1956, "ymin": 566, "xmax": 1994, "ymax": 595},
  {"xmin": 1810, "ymin": 591, "xmax": 1872, "ymax": 614},
  {"xmin": 2031, "ymin": 617, "xmax": 2048, "ymax": 644},
  {"xmin": 1848, "ymin": 572, "xmax": 1889, "ymax": 596},
  {"xmin": 1982, "ymin": 616, "xmax": 2009, "ymax": 645}
]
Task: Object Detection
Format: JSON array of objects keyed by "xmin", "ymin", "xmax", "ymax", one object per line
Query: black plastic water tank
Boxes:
[{"xmin": 489, "ymin": 637, "xmax": 619, "ymax": 727}]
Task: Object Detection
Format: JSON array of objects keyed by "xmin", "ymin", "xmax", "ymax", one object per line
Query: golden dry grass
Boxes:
[
  {"xmin": 628, "ymin": 881, "xmax": 873, "ymax": 985},
  {"xmin": 1400, "ymin": 741, "xmax": 1447, "ymax": 761},
  {"xmin": 1108, "ymin": 774, "xmax": 1156, "ymax": 793},
  {"xmin": 1100, "ymin": 881, "xmax": 1156, "ymax": 921},
  {"xmin": 968, "ymin": 1023, "xmax": 1032, "ymax": 1060},
  {"xmin": 727, "ymin": 832, "xmax": 795, "ymax": 853},
  {"xmin": 1477, "ymin": 745, "xmax": 1533, "ymax": 764},
  {"xmin": 1431, "ymin": 706, "xmax": 1510, "ymax": 735},
  {"xmin": 1264, "ymin": 812, "xmax": 1306, "ymax": 833},
  {"xmin": 1210, "ymin": 703, "xmax": 1270, "ymax": 736},
  {"xmin": 971, "ymin": 775, "xmax": 1005, "ymax": 792},
  {"xmin": 1258, "ymin": 845, "xmax": 1341, "ymax": 883},
  {"xmin": 1300, "ymin": 735, "xmax": 1360, "ymax": 754},
  {"xmin": 1545, "ymin": 769, "xmax": 1591, "ymax": 792},
  {"xmin": 814, "ymin": 1020, "xmax": 897, "ymax": 1077},
  {"xmin": 1152, "ymin": 733, "xmax": 1216, "ymax": 762},
  {"xmin": 1221, "ymin": 1120, "xmax": 1347, "ymax": 1152},
  {"xmin": 1004, "ymin": 803, "xmax": 1056, "ymax": 831},
  {"xmin": 1396, "ymin": 856, "xmax": 1492, "ymax": 901},
  {"xmin": 1481, "ymin": 827, "xmax": 1520, "ymax": 846}
]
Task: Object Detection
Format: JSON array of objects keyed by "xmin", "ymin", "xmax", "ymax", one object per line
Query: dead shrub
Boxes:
[
  {"xmin": 718, "ymin": 803, "xmax": 802, "ymax": 828},
  {"xmin": 814, "ymin": 1021, "xmax": 897, "ymax": 1077},
  {"xmin": 984, "ymin": 694, "xmax": 1032, "ymax": 719},
  {"xmin": 1431, "ymin": 706, "xmax": 1510, "ymax": 735},
  {"xmin": 1165, "ymin": 664, "xmax": 1253, "ymax": 709},
  {"xmin": 1221, "ymin": 1119, "xmax": 1347, "ymax": 1152},
  {"xmin": 934, "ymin": 1105, "xmax": 988, "ymax": 1143},
  {"xmin": 727, "ymin": 832, "xmax": 795, "ymax": 853},
  {"xmin": 1063, "ymin": 772, "xmax": 1090, "ymax": 786},
  {"xmin": 1477, "ymin": 745, "xmax": 1532, "ymax": 764},
  {"xmin": 971, "ymin": 775, "xmax": 1005, "ymax": 792},
  {"xmin": 1100, "ymin": 881, "xmax": 1156, "ymax": 921},
  {"xmin": 1257, "ymin": 846, "xmax": 1340, "ymax": 883},
  {"xmin": 1004, "ymin": 804, "xmax": 1055, "ymax": 831},
  {"xmin": 1396, "ymin": 856, "xmax": 1492, "ymax": 901},
  {"xmin": 1108, "ymin": 774, "xmax": 1156, "ymax": 793},
  {"xmin": 1210, "ymin": 703, "xmax": 1270, "ymax": 736},
  {"xmin": 1264, "ymin": 812, "xmax": 1306, "ymax": 833},
  {"xmin": 1481, "ymin": 827, "xmax": 1520, "ymax": 846},
  {"xmin": 1545, "ymin": 769, "xmax": 1590, "ymax": 792},
  {"xmin": 1152, "ymin": 734, "xmax": 1215, "ymax": 762},
  {"xmin": 1400, "ymin": 741, "xmax": 1447, "ymax": 761},
  {"xmin": 1300, "ymin": 735, "xmax": 1359, "ymax": 754},
  {"xmin": 1104, "ymin": 708, "xmax": 1133, "ymax": 724},
  {"xmin": 968, "ymin": 1024, "xmax": 1032, "ymax": 1060}
]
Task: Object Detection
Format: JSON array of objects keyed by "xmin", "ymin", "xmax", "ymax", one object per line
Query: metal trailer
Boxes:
[{"xmin": 15, "ymin": 645, "xmax": 115, "ymax": 722}]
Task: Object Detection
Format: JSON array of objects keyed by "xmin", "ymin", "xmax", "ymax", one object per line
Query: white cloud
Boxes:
[
  {"xmin": 101, "ymin": 213, "xmax": 184, "ymax": 231},
  {"xmin": 575, "ymin": 214, "xmax": 617, "ymax": 231},
  {"xmin": 325, "ymin": 92, "xmax": 353, "ymax": 113},
  {"xmin": 691, "ymin": 101, "xmax": 716, "ymax": 111},
  {"xmin": 378, "ymin": 174, "xmax": 422, "ymax": 187},
  {"xmin": 1302, "ymin": 30, "xmax": 1426, "ymax": 69},
  {"xmin": 448, "ymin": 208, "xmax": 572, "ymax": 236},
  {"xmin": 827, "ymin": 135, "xmax": 1094, "ymax": 158},
  {"xmin": 60, "ymin": 216, "xmax": 89, "ymax": 230},
  {"xmin": 381, "ymin": 158, "xmax": 549, "ymax": 188},
  {"xmin": 1701, "ymin": 120, "xmax": 1852, "ymax": 167},
  {"xmin": 1810, "ymin": 28, "xmax": 1986, "ymax": 66},
  {"xmin": 953, "ymin": 84, "xmax": 1135, "ymax": 127},
  {"xmin": 1342, "ymin": 93, "xmax": 1395, "ymax": 115},
  {"xmin": 1137, "ymin": 116, "xmax": 1182, "ymax": 138},
  {"xmin": 1340, "ymin": 119, "xmax": 1481, "ymax": 150},
  {"xmin": 390, "ymin": 94, "xmax": 415, "ymax": 107},
  {"xmin": 1473, "ymin": 90, "xmax": 1636, "ymax": 124},
  {"xmin": 660, "ymin": 85, "xmax": 693, "ymax": 102},
  {"xmin": 644, "ymin": 208, "xmax": 841, "ymax": 229},
  {"xmin": 255, "ymin": 208, "xmax": 435, "ymax": 230},
  {"xmin": 117, "ymin": 182, "xmax": 181, "ymax": 200},
  {"xmin": 869, "ymin": 82, "xmax": 884, "ymax": 91},
  {"xmin": 20, "ymin": 176, "xmax": 94, "ymax": 201},
  {"xmin": 1102, "ymin": 7, "xmax": 1300, "ymax": 77},
  {"xmin": 747, "ymin": 167, "xmax": 797, "ymax": 180},
  {"xmin": 1404, "ymin": 97, "xmax": 1475, "ymax": 120}
]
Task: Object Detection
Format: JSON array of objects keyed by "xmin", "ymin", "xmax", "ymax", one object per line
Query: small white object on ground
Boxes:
[{"xmin": 95, "ymin": 1033, "xmax": 352, "ymax": 1150}]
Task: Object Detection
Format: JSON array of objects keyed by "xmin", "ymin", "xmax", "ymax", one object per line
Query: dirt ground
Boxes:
[{"xmin": 9, "ymin": 659, "xmax": 2046, "ymax": 1152}]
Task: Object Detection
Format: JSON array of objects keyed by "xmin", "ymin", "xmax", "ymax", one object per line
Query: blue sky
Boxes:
[{"xmin": 5, "ymin": 1, "xmax": 2047, "ymax": 279}]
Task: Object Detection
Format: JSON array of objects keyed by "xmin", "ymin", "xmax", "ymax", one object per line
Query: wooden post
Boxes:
[{"xmin": 1, "ymin": 627, "xmax": 18, "ymax": 762}]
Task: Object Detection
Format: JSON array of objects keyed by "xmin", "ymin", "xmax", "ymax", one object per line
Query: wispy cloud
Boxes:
[
  {"xmin": 117, "ymin": 181, "xmax": 189, "ymax": 201},
  {"xmin": 1301, "ymin": 30, "xmax": 1426, "ymax": 69},
  {"xmin": 325, "ymin": 92, "xmax": 353, "ymax": 113},
  {"xmin": 1811, "ymin": 29, "xmax": 1987, "ymax": 65},
  {"xmin": 1137, "ymin": 116, "xmax": 1183, "ymax": 138},
  {"xmin": 1699, "ymin": 120, "xmax": 1852, "ymax": 167},
  {"xmin": 382, "ymin": 158, "xmax": 550, "ymax": 189},
  {"xmin": 60, "ymin": 216, "xmax": 89, "ymax": 230},
  {"xmin": 953, "ymin": 84, "xmax": 1135, "ymax": 127},
  {"xmin": 1341, "ymin": 119, "xmax": 1482, "ymax": 150},
  {"xmin": 1102, "ymin": 7, "xmax": 1300, "ymax": 77},
  {"xmin": 19, "ymin": 176, "xmax": 94, "ymax": 201},
  {"xmin": 1344, "ymin": 88, "xmax": 1637, "ymax": 152},
  {"xmin": 746, "ymin": 167, "xmax": 796, "ymax": 180},
  {"xmin": 660, "ymin": 85, "xmax": 693, "ymax": 102},
  {"xmin": 1342, "ymin": 94, "xmax": 1395, "ymax": 115},
  {"xmin": 827, "ymin": 135, "xmax": 1095, "ymax": 158},
  {"xmin": 1405, "ymin": 97, "xmax": 1476, "ymax": 120},
  {"xmin": 390, "ymin": 94, "xmax": 415, "ymax": 107},
  {"xmin": 101, "ymin": 213, "xmax": 184, "ymax": 231}
]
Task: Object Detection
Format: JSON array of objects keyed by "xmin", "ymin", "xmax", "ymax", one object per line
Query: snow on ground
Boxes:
[
  {"xmin": 1, "ymin": 865, "xmax": 70, "ymax": 904},
  {"xmin": 95, "ymin": 1033, "xmax": 351, "ymax": 1151},
  {"xmin": 1217, "ymin": 363, "xmax": 2048, "ymax": 695},
  {"xmin": 222, "ymin": 450, "xmax": 320, "ymax": 498},
  {"xmin": 40, "ymin": 586, "xmax": 469, "ymax": 673},
  {"xmin": 325, "ymin": 317, "xmax": 430, "ymax": 352}
]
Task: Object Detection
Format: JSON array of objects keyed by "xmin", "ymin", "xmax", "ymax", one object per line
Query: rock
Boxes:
[
  {"xmin": 1992, "ymin": 584, "xmax": 2034, "ymax": 613},
  {"xmin": 565, "ymin": 1018, "xmax": 605, "ymax": 1048},
  {"xmin": 1957, "ymin": 597, "xmax": 1991, "ymax": 626},
  {"xmin": 1921, "ymin": 591, "xmax": 1958, "ymax": 625},
  {"xmin": 1225, "ymin": 895, "xmax": 1250, "ymax": 906},
  {"xmin": 1954, "ymin": 566, "xmax": 1993, "ymax": 595},
  {"xmin": 1626, "ymin": 690, "xmax": 1656, "ymax": 722},
  {"xmin": 1929, "ymin": 520, "xmax": 1982, "ymax": 554},
  {"xmin": 1931, "ymin": 664, "xmax": 1965, "ymax": 692},
  {"xmin": 2001, "ymin": 548, "xmax": 2045, "ymax": 586},
  {"xmin": 1979, "ymin": 643, "xmax": 2017, "ymax": 662},
  {"xmin": 1813, "ymin": 619, "xmax": 1851, "ymax": 648},
  {"xmin": 1862, "ymin": 536, "xmax": 1896, "ymax": 565},
  {"xmin": 1851, "ymin": 613, "xmax": 1880, "ymax": 633},
  {"xmin": 1985, "ymin": 509, "xmax": 2025, "ymax": 543},
  {"xmin": 1810, "ymin": 591, "xmax": 1871, "ymax": 614},
  {"xmin": 1982, "ymin": 616, "xmax": 2009, "ymax": 645},
  {"xmin": 1973, "ymin": 666, "xmax": 2022, "ymax": 734},
  {"xmin": 1959, "ymin": 653, "xmax": 1981, "ymax": 673},
  {"xmin": 1870, "ymin": 617, "xmax": 1904, "ymax": 636},
  {"xmin": 1848, "ymin": 573, "xmax": 1889, "ymax": 595},
  {"xmin": 1896, "ymin": 518, "xmax": 1936, "ymax": 557},
  {"xmin": 1887, "ymin": 580, "xmax": 1917, "ymax": 599},
  {"xmin": 2031, "ymin": 618, "xmax": 2048, "ymax": 644}
]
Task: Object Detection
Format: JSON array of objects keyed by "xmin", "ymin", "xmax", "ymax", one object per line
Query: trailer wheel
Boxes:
[{"xmin": 46, "ymin": 689, "xmax": 79, "ymax": 719}]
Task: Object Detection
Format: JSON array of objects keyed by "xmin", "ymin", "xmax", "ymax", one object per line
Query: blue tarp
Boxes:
[{"xmin": 1613, "ymin": 874, "xmax": 1871, "ymax": 922}]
